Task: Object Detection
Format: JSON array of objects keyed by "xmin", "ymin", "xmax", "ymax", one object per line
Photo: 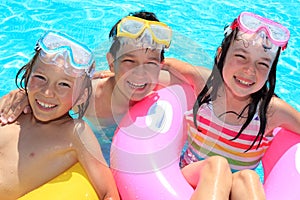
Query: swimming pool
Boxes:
[{"xmin": 1, "ymin": 0, "xmax": 299, "ymax": 181}]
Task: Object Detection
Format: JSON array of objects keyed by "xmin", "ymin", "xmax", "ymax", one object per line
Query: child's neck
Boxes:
[
  {"xmin": 30, "ymin": 113, "xmax": 72, "ymax": 125},
  {"xmin": 110, "ymin": 78, "xmax": 152, "ymax": 115},
  {"xmin": 213, "ymin": 87, "xmax": 251, "ymax": 125}
]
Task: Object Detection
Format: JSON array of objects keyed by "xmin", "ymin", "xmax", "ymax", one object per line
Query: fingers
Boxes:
[
  {"xmin": 0, "ymin": 89, "xmax": 30, "ymax": 125},
  {"xmin": 0, "ymin": 93, "xmax": 13, "ymax": 124},
  {"xmin": 92, "ymin": 70, "xmax": 115, "ymax": 79}
]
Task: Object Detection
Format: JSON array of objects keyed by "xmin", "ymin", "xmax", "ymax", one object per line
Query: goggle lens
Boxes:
[
  {"xmin": 120, "ymin": 20, "xmax": 144, "ymax": 35},
  {"xmin": 150, "ymin": 24, "xmax": 172, "ymax": 41}
]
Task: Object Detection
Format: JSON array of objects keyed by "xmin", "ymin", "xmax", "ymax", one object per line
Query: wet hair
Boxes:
[
  {"xmin": 15, "ymin": 48, "xmax": 93, "ymax": 119},
  {"xmin": 108, "ymin": 10, "xmax": 165, "ymax": 61},
  {"xmin": 193, "ymin": 22, "xmax": 281, "ymax": 152}
]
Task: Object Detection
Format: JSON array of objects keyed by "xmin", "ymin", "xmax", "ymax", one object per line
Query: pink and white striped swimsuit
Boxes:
[{"xmin": 180, "ymin": 103, "xmax": 273, "ymax": 171}]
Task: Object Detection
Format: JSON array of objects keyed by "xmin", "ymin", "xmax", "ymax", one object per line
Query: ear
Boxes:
[
  {"xmin": 74, "ymin": 88, "xmax": 89, "ymax": 106},
  {"xmin": 106, "ymin": 52, "xmax": 115, "ymax": 72},
  {"xmin": 217, "ymin": 47, "xmax": 222, "ymax": 62}
]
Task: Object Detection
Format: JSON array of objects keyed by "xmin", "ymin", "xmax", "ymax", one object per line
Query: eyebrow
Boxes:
[
  {"xmin": 233, "ymin": 47, "xmax": 272, "ymax": 63},
  {"xmin": 120, "ymin": 51, "xmax": 160, "ymax": 62},
  {"xmin": 261, "ymin": 57, "xmax": 272, "ymax": 63},
  {"xmin": 147, "ymin": 55, "xmax": 160, "ymax": 62},
  {"xmin": 120, "ymin": 53, "xmax": 135, "ymax": 58}
]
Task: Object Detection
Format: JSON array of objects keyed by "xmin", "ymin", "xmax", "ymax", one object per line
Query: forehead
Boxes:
[
  {"xmin": 232, "ymin": 32, "xmax": 277, "ymax": 59},
  {"xmin": 116, "ymin": 43, "xmax": 161, "ymax": 59},
  {"xmin": 32, "ymin": 57, "xmax": 79, "ymax": 80}
]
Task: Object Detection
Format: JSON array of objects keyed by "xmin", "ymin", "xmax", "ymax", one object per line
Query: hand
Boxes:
[
  {"xmin": 0, "ymin": 89, "xmax": 31, "ymax": 125},
  {"xmin": 92, "ymin": 70, "xmax": 115, "ymax": 79}
]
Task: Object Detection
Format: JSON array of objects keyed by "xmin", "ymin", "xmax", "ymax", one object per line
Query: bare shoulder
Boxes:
[
  {"xmin": 71, "ymin": 119, "xmax": 94, "ymax": 135},
  {"xmin": 70, "ymin": 119, "xmax": 97, "ymax": 145},
  {"xmin": 71, "ymin": 119, "xmax": 105, "ymax": 163},
  {"xmin": 267, "ymin": 96, "xmax": 300, "ymax": 133}
]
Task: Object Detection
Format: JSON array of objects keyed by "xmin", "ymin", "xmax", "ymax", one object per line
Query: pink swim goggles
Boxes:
[{"xmin": 230, "ymin": 12, "xmax": 290, "ymax": 50}]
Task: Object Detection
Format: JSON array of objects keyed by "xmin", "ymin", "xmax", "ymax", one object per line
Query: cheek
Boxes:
[
  {"xmin": 118, "ymin": 68, "xmax": 130, "ymax": 77},
  {"xmin": 69, "ymin": 81, "xmax": 85, "ymax": 102},
  {"xmin": 114, "ymin": 71, "xmax": 127, "ymax": 85},
  {"xmin": 115, "ymin": 64, "xmax": 133, "ymax": 78},
  {"xmin": 27, "ymin": 78, "xmax": 43, "ymax": 91},
  {"xmin": 257, "ymin": 71, "xmax": 270, "ymax": 87},
  {"xmin": 148, "ymin": 68, "xmax": 160, "ymax": 82},
  {"xmin": 223, "ymin": 57, "xmax": 236, "ymax": 71},
  {"xmin": 57, "ymin": 91, "xmax": 74, "ymax": 107},
  {"xmin": 222, "ymin": 64, "xmax": 231, "ymax": 79},
  {"xmin": 259, "ymin": 67, "xmax": 271, "ymax": 78}
]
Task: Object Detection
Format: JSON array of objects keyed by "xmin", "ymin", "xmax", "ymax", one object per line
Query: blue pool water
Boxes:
[{"xmin": 1, "ymin": 0, "xmax": 299, "ymax": 182}]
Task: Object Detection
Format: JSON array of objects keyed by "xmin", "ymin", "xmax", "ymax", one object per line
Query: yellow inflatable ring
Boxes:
[{"xmin": 18, "ymin": 162, "xmax": 98, "ymax": 200}]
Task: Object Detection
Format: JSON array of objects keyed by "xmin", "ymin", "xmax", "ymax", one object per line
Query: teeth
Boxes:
[
  {"xmin": 235, "ymin": 76, "xmax": 254, "ymax": 86},
  {"xmin": 37, "ymin": 100, "xmax": 56, "ymax": 108},
  {"xmin": 127, "ymin": 81, "xmax": 146, "ymax": 89},
  {"xmin": 238, "ymin": 79, "xmax": 251, "ymax": 85}
]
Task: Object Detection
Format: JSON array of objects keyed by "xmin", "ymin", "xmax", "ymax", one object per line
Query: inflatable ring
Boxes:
[
  {"xmin": 18, "ymin": 162, "xmax": 98, "ymax": 200},
  {"xmin": 263, "ymin": 128, "xmax": 300, "ymax": 200},
  {"xmin": 111, "ymin": 84, "xmax": 194, "ymax": 199}
]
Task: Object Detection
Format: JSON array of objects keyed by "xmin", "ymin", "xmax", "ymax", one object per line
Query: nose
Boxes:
[
  {"xmin": 133, "ymin": 64, "xmax": 147, "ymax": 76},
  {"xmin": 41, "ymin": 83, "xmax": 55, "ymax": 97},
  {"xmin": 243, "ymin": 64, "xmax": 256, "ymax": 76}
]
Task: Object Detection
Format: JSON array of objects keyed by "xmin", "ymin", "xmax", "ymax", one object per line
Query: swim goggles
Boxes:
[
  {"xmin": 115, "ymin": 16, "xmax": 172, "ymax": 48},
  {"xmin": 36, "ymin": 31, "xmax": 95, "ymax": 77},
  {"xmin": 229, "ymin": 12, "xmax": 290, "ymax": 50}
]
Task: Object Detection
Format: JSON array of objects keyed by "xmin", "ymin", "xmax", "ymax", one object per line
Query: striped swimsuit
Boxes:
[{"xmin": 180, "ymin": 103, "xmax": 273, "ymax": 171}]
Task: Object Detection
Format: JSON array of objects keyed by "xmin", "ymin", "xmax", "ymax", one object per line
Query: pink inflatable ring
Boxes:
[
  {"xmin": 110, "ymin": 84, "xmax": 194, "ymax": 199},
  {"xmin": 263, "ymin": 128, "xmax": 300, "ymax": 200}
]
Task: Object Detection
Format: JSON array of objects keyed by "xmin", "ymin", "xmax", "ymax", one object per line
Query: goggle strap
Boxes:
[
  {"xmin": 282, "ymin": 43, "xmax": 287, "ymax": 51},
  {"xmin": 230, "ymin": 19, "xmax": 239, "ymax": 30}
]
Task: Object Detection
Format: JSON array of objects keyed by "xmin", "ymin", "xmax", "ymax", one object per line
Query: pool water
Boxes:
[{"xmin": 1, "ymin": 0, "xmax": 299, "ymax": 182}]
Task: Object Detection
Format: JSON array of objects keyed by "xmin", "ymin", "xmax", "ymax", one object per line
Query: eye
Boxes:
[
  {"xmin": 257, "ymin": 62, "xmax": 270, "ymax": 69},
  {"xmin": 120, "ymin": 58, "xmax": 136, "ymax": 67},
  {"xmin": 146, "ymin": 61, "xmax": 160, "ymax": 68},
  {"xmin": 33, "ymin": 74, "xmax": 46, "ymax": 81},
  {"xmin": 122, "ymin": 59, "xmax": 135, "ymax": 63},
  {"xmin": 58, "ymin": 82, "xmax": 71, "ymax": 88},
  {"xmin": 235, "ymin": 54, "xmax": 246, "ymax": 59}
]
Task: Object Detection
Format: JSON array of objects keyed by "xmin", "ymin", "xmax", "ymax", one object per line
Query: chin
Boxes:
[{"xmin": 130, "ymin": 96, "xmax": 146, "ymax": 102}]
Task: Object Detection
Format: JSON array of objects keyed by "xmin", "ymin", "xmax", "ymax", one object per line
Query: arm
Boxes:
[
  {"xmin": 160, "ymin": 58, "xmax": 211, "ymax": 94},
  {"xmin": 74, "ymin": 122, "xmax": 120, "ymax": 200},
  {"xmin": 92, "ymin": 70, "xmax": 115, "ymax": 80},
  {"xmin": 0, "ymin": 89, "xmax": 30, "ymax": 125},
  {"xmin": 267, "ymin": 96, "xmax": 300, "ymax": 134}
]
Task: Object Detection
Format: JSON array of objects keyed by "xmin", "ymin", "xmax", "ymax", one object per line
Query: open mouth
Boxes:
[
  {"xmin": 36, "ymin": 99, "xmax": 57, "ymax": 109},
  {"xmin": 234, "ymin": 76, "xmax": 255, "ymax": 86},
  {"xmin": 127, "ymin": 80, "xmax": 147, "ymax": 89}
]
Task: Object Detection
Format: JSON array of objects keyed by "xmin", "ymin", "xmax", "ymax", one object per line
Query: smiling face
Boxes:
[
  {"xmin": 27, "ymin": 57, "xmax": 86, "ymax": 122},
  {"xmin": 222, "ymin": 32, "xmax": 277, "ymax": 100},
  {"xmin": 109, "ymin": 43, "xmax": 162, "ymax": 102}
]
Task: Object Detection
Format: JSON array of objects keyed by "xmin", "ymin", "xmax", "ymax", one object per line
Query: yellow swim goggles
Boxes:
[{"xmin": 116, "ymin": 16, "xmax": 172, "ymax": 48}]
